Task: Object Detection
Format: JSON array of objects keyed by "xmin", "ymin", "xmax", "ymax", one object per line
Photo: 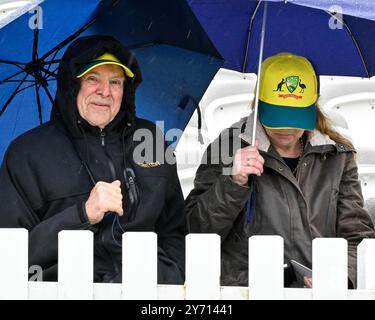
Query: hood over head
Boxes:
[{"xmin": 51, "ymin": 35, "xmax": 142, "ymax": 136}]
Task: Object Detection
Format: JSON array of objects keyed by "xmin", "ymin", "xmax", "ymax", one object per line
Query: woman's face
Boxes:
[{"xmin": 265, "ymin": 128, "xmax": 305, "ymax": 149}]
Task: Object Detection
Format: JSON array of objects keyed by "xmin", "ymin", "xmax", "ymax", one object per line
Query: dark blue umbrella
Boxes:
[
  {"xmin": 188, "ymin": 0, "xmax": 375, "ymax": 76},
  {"xmin": 0, "ymin": 0, "xmax": 223, "ymax": 161}
]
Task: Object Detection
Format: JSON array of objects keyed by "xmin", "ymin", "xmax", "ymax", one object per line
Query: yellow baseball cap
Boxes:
[
  {"xmin": 76, "ymin": 52, "xmax": 134, "ymax": 78},
  {"xmin": 258, "ymin": 53, "xmax": 318, "ymax": 130}
]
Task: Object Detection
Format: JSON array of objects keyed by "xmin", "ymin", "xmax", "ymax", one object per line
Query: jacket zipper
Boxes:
[
  {"xmin": 99, "ymin": 129, "xmax": 121, "ymax": 277},
  {"xmin": 100, "ymin": 129, "xmax": 116, "ymax": 178},
  {"xmin": 100, "ymin": 130, "xmax": 105, "ymax": 147}
]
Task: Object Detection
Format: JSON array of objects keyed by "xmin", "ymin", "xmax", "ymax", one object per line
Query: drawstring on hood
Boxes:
[
  {"xmin": 121, "ymin": 123, "xmax": 140, "ymax": 222},
  {"xmin": 74, "ymin": 119, "xmax": 139, "ymax": 247}
]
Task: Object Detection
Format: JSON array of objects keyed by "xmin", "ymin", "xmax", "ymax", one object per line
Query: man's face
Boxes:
[{"xmin": 76, "ymin": 64, "xmax": 125, "ymax": 129}]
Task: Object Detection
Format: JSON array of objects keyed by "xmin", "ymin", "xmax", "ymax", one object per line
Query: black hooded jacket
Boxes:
[{"xmin": 0, "ymin": 35, "xmax": 186, "ymax": 284}]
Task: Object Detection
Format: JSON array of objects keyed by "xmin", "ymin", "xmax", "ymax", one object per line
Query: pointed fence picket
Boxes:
[{"xmin": 0, "ymin": 229, "xmax": 375, "ymax": 300}]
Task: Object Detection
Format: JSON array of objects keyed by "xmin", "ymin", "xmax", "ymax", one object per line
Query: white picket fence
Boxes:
[{"xmin": 1, "ymin": 229, "xmax": 375, "ymax": 300}]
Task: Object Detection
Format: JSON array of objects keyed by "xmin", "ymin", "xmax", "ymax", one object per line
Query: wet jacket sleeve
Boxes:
[
  {"xmin": 185, "ymin": 131, "xmax": 251, "ymax": 241},
  {"xmin": 155, "ymin": 161, "xmax": 187, "ymax": 284},
  {"xmin": 336, "ymin": 152, "xmax": 375, "ymax": 288},
  {"xmin": 0, "ymin": 147, "xmax": 93, "ymax": 275}
]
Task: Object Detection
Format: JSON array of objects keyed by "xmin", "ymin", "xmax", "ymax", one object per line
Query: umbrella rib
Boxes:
[
  {"xmin": 0, "ymin": 73, "xmax": 29, "ymax": 117},
  {"xmin": 43, "ymin": 67, "xmax": 59, "ymax": 82},
  {"xmin": 242, "ymin": 0, "xmax": 263, "ymax": 73},
  {"xmin": 15, "ymin": 83, "xmax": 36, "ymax": 94},
  {"xmin": 14, "ymin": 77, "xmax": 55, "ymax": 96},
  {"xmin": 46, "ymin": 51, "xmax": 60, "ymax": 70},
  {"xmin": 39, "ymin": 79, "xmax": 55, "ymax": 105},
  {"xmin": 43, "ymin": 51, "xmax": 60, "ymax": 76},
  {"xmin": 0, "ymin": 62, "xmax": 31, "ymax": 76},
  {"xmin": 0, "ymin": 70, "xmax": 27, "ymax": 85},
  {"xmin": 41, "ymin": 59, "xmax": 61, "ymax": 66},
  {"xmin": 32, "ymin": 22, "xmax": 40, "ymax": 62},
  {"xmin": 0, "ymin": 61, "xmax": 28, "ymax": 73},
  {"xmin": 39, "ymin": 0, "xmax": 120, "ymax": 61},
  {"xmin": 39, "ymin": 66, "xmax": 57, "ymax": 78},
  {"xmin": 3, "ymin": 80, "xmax": 36, "ymax": 83},
  {"xmin": 41, "ymin": 45, "xmax": 60, "ymax": 85},
  {"xmin": 42, "ymin": 54, "xmax": 60, "ymax": 84},
  {"xmin": 326, "ymin": 11, "xmax": 370, "ymax": 77},
  {"xmin": 0, "ymin": 59, "xmax": 27, "ymax": 66},
  {"xmin": 34, "ymin": 81, "xmax": 43, "ymax": 124}
]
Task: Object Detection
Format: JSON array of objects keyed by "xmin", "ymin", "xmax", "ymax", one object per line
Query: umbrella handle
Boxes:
[{"xmin": 251, "ymin": 1, "xmax": 268, "ymax": 146}]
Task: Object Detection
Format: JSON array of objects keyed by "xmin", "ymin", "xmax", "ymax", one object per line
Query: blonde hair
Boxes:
[{"xmin": 316, "ymin": 105, "xmax": 354, "ymax": 149}]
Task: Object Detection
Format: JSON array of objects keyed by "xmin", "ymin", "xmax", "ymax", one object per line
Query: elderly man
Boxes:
[{"xmin": 0, "ymin": 35, "xmax": 186, "ymax": 284}]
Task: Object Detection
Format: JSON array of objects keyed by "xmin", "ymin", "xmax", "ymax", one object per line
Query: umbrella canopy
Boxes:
[
  {"xmin": 188, "ymin": 0, "xmax": 375, "ymax": 76},
  {"xmin": 0, "ymin": 0, "xmax": 223, "ymax": 161}
]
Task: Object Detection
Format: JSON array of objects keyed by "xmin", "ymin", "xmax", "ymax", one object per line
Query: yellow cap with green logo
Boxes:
[
  {"xmin": 258, "ymin": 52, "xmax": 318, "ymax": 130},
  {"xmin": 76, "ymin": 52, "xmax": 135, "ymax": 78}
]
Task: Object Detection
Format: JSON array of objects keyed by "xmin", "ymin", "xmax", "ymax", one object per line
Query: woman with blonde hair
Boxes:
[{"xmin": 186, "ymin": 52, "xmax": 374, "ymax": 288}]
